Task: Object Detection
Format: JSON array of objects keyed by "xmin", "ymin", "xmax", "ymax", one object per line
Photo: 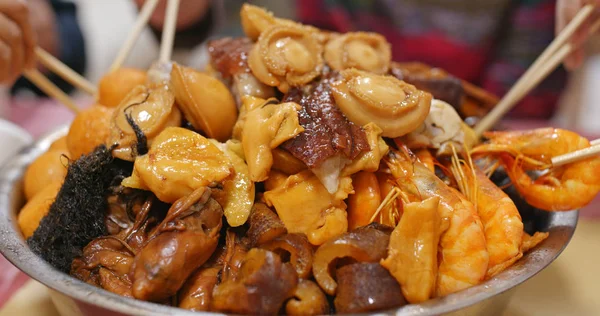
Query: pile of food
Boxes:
[{"xmin": 17, "ymin": 4, "xmax": 600, "ymax": 314}]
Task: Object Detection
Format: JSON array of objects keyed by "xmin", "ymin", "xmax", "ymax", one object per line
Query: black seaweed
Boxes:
[
  {"xmin": 27, "ymin": 145, "xmax": 133, "ymax": 273},
  {"xmin": 125, "ymin": 111, "xmax": 148, "ymax": 156}
]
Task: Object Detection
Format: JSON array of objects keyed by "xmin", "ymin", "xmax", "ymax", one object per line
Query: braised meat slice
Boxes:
[
  {"xmin": 208, "ymin": 37, "xmax": 253, "ymax": 78},
  {"xmin": 281, "ymin": 75, "xmax": 369, "ymax": 168}
]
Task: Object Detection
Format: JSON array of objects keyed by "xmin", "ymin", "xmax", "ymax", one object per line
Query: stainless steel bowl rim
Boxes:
[{"xmin": 0, "ymin": 125, "xmax": 579, "ymax": 316}]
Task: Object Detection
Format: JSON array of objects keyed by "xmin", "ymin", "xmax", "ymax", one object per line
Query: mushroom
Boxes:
[
  {"xmin": 260, "ymin": 233, "xmax": 313, "ymax": 279},
  {"xmin": 312, "ymin": 223, "xmax": 392, "ymax": 295},
  {"xmin": 246, "ymin": 203, "xmax": 287, "ymax": 247},
  {"xmin": 211, "ymin": 248, "xmax": 299, "ymax": 314},
  {"xmin": 286, "ymin": 279, "xmax": 330, "ymax": 316},
  {"xmin": 325, "ymin": 32, "xmax": 391, "ymax": 74},
  {"xmin": 122, "ymin": 127, "xmax": 233, "ymax": 203},
  {"xmin": 248, "ymin": 25, "xmax": 324, "ymax": 93},
  {"xmin": 170, "ymin": 63, "xmax": 238, "ymax": 142},
  {"xmin": 334, "ymin": 262, "xmax": 407, "ymax": 313},
  {"xmin": 331, "ymin": 68, "xmax": 432, "ymax": 138}
]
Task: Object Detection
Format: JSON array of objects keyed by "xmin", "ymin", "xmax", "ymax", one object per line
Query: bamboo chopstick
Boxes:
[
  {"xmin": 109, "ymin": 0, "xmax": 160, "ymax": 73},
  {"xmin": 158, "ymin": 0, "xmax": 180, "ymax": 63},
  {"xmin": 474, "ymin": 4, "xmax": 598, "ymax": 137},
  {"xmin": 552, "ymin": 144, "xmax": 600, "ymax": 167},
  {"xmin": 35, "ymin": 47, "xmax": 96, "ymax": 95},
  {"xmin": 23, "ymin": 69, "xmax": 79, "ymax": 114}
]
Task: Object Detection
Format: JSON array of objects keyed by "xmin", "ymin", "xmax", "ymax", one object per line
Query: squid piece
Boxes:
[
  {"xmin": 211, "ymin": 249, "xmax": 299, "ymax": 314},
  {"xmin": 286, "ymin": 279, "xmax": 330, "ymax": 316},
  {"xmin": 170, "ymin": 63, "xmax": 238, "ymax": 142},
  {"xmin": 263, "ymin": 170, "xmax": 348, "ymax": 246},
  {"xmin": 312, "ymin": 223, "xmax": 392, "ymax": 295},
  {"xmin": 241, "ymin": 98, "xmax": 304, "ymax": 182},
  {"xmin": 334, "ymin": 263, "xmax": 407, "ymax": 313},
  {"xmin": 122, "ymin": 127, "xmax": 233, "ymax": 203},
  {"xmin": 178, "ymin": 266, "xmax": 221, "ymax": 311},
  {"xmin": 325, "ymin": 32, "xmax": 391, "ymax": 74},
  {"xmin": 331, "ymin": 68, "xmax": 432, "ymax": 138},
  {"xmin": 246, "ymin": 203, "xmax": 287, "ymax": 247},
  {"xmin": 131, "ymin": 188, "xmax": 223, "ymax": 301},
  {"xmin": 342, "ymin": 122, "xmax": 389, "ymax": 176},
  {"xmin": 107, "ymin": 84, "xmax": 182, "ymax": 161},
  {"xmin": 260, "ymin": 233, "xmax": 313, "ymax": 279},
  {"xmin": 400, "ymin": 99, "xmax": 477, "ymax": 156},
  {"xmin": 380, "ymin": 197, "xmax": 446, "ymax": 303},
  {"xmin": 209, "ymin": 139, "xmax": 255, "ymax": 227},
  {"xmin": 248, "ymin": 24, "xmax": 324, "ymax": 93}
]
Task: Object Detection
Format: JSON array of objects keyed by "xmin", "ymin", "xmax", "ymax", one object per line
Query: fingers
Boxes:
[
  {"xmin": 0, "ymin": 40, "xmax": 11, "ymax": 83},
  {"xmin": 0, "ymin": 13, "xmax": 24, "ymax": 83},
  {"xmin": 556, "ymin": 0, "xmax": 598, "ymax": 70},
  {"xmin": 0, "ymin": 0, "xmax": 35, "ymax": 69},
  {"xmin": 564, "ymin": 47, "xmax": 585, "ymax": 70}
]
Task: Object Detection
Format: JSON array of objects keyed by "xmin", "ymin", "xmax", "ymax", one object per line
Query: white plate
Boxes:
[{"xmin": 0, "ymin": 119, "xmax": 33, "ymax": 167}]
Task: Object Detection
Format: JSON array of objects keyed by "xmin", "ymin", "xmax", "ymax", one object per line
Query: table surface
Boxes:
[{"xmin": 1, "ymin": 99, "xmax": 599, "ymax": 316}]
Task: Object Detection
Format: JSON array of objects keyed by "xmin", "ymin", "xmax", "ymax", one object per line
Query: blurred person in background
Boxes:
[
  {"xmin": 0, "ymin": 0, "xmax": 85, "ymax": 97},
  {"xmin": 136, "ymin": 0, "xmax": 599, "ymax": 120}
]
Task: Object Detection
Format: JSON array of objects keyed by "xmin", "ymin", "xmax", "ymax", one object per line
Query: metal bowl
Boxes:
[{"xmin": 0, "ymin": 126, "xmax": 579, "ymax": 316}]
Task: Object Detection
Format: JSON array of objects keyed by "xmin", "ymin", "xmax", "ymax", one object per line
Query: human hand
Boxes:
[
  {"xmin": 557, "ymin": 0, "xmax": 600, "ymax": 70},
  {"xmin": 0, "ymin": 0, "xmax": 35, "ymax": 84}
]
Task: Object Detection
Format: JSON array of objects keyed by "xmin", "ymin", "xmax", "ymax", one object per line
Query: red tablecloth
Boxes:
[{"xmin": 1, "ymin": 100, "xmax": 599, "ymax": 309}]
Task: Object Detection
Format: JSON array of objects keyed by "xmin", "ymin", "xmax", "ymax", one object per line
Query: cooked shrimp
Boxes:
[
  {"xmin": 415, "ymin": 148, "xmax": 435, "ymax": 173},
  {"xmin": 385, "ymin": 148, "xmax": 488, "ymax": 296},
  {"xmin": 347, "ymin": 171, "xmax": 381, "ymax": 230},
  {"xmin": 473, "ymin": 128, "xmax": 600, "ymax": 211},
  {"xmin": 449, "ymin": 153, "xmax": 524, "ymax": 278}
]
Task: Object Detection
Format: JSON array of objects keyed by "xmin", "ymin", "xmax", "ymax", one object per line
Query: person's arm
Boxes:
[
  {"xmin": 0, "ymin": 0, "xmax": 35, "ymax": 84},
  {"xmin": 479, "ymin": 0, "xmax": 568, "ymax": 119},
  {"xmin": 557, "ymin": 0, "xmax": 600, "ymax": 70},
  {"xmin": 11, "ymin": 0, "xmax": 86, "ymax": 96}
]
